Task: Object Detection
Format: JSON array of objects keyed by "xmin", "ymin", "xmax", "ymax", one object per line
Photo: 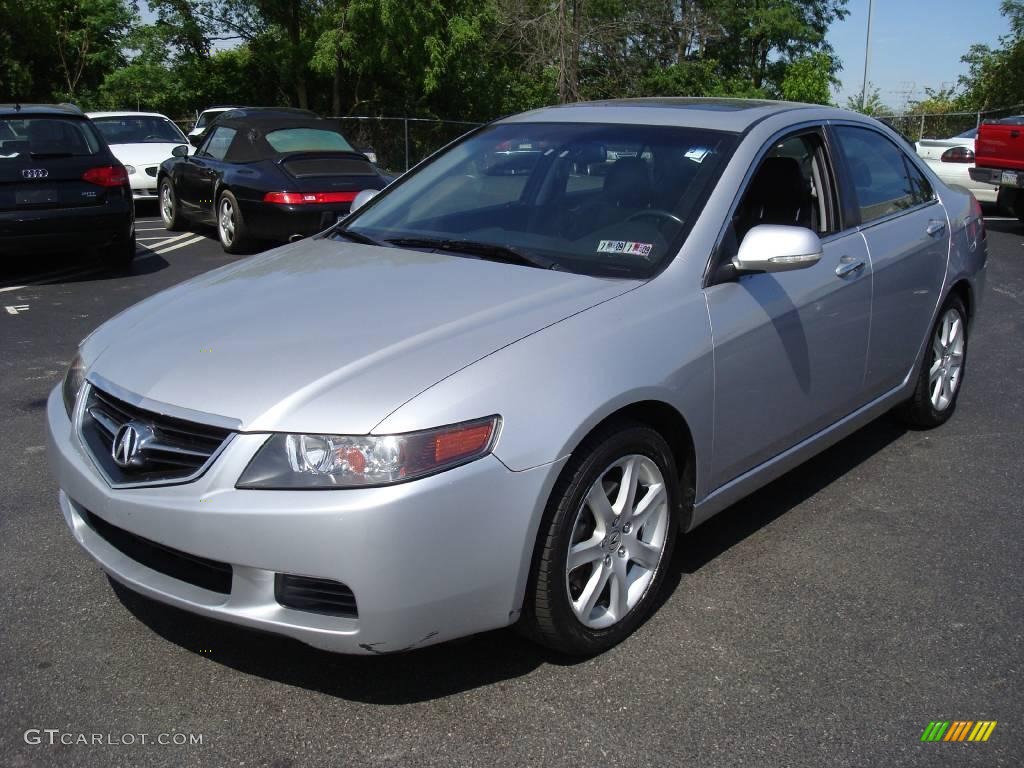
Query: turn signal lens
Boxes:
[
  {"xmin": 82, "ymin": 165, "xmax": 130, "ymax": 187},
  {"xmin": 237, "ymin": 416, "xmax": 501, "ymax": 489},
  {"xmin": 263, "ymin": 191, "xmax": 359, "ymax": 205}
]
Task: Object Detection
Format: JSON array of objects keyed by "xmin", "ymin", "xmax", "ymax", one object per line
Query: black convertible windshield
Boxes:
[
  {"xmin": 343, "ymin": 122, "xmax": 736, "ymax": 277},
  {"xmin": 92, "ymin": 116, "xmax": 186, "ymax": 144}
]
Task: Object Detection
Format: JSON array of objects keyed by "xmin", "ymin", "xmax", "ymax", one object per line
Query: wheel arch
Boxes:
[
  {"xmin": 948, "ymin": 278, "xmax": 973, "ymax": 324},
  {"xmin": 552, "ymin": 399, "xmax": 698, "ymax": 532}
]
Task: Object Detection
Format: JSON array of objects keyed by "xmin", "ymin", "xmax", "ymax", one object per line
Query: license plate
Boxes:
[
  {"xmin": 1002, "ymin": 170, "xmax": 1020, "ymax": 186},
  {"xmin": 16, "ymin": 188, "xmax": 58, "ymax": 205}
]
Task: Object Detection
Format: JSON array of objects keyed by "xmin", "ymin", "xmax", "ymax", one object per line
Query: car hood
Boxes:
[
  {"xmin": 109, "ymin": 143, "xmax": 188, "ymax": 167},
  {"xmin": 83, "ymin": 238, "xmax": 636, "ymax": 434}
]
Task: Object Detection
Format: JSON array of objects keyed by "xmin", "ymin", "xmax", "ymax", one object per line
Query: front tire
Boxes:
[
  {"xmin": 522, "ymin": 423, "xmax": 681, "ymax": 656},
  {"xmin": 898, "ymin": 294, "xmax": 968, "ymax": 428},
  {"xmin": 216, "ymin": 190, "xmax": 251, "ymax": 254}
]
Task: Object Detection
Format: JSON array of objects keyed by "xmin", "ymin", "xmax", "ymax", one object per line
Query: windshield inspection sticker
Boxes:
[{"xmin": 597, "ymin": 240, "xmax": 653, "ymax": 257}]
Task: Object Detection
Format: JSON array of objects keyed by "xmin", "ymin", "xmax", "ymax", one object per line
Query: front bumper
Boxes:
[
  {"xmin": 128, "ymin": 168, "xmax": 161, "ymax": 199},
  {"xmin": 46, "ymin": 386, "xmax": 558, "ymax": 654}
]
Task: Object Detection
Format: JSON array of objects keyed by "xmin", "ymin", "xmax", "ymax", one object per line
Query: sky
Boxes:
[{"xmin": 829, "ymin": 0, "xmax": 1009, "ymax": 109}]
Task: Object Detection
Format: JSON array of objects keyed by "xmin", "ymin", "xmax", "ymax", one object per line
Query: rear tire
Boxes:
[
  {"xmin": 521, "ymin": 422, "xmax": 681, "ymax": 656},
  {"xmin": 159, "ymin": 178, "xmax": 184, "ymax": 231},
  {"xmin": 102, "ymin": 232, "xmax": 136, "ymax": 273},
  {"xmin": 217, "ymin": 190, "xmax": 251, "ymax": 254},
  {"xmin": 897, "ymin": 294, "xmax": 968, "ymax": 428}
]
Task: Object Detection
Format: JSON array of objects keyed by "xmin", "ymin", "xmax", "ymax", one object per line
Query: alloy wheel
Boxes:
[
  {"xmin": 218, "ymin": 198, "xmax": 235, "ymax": 246},
  {"xmin": 565, "ymin": 454, "xmax": 670, "ymax": 629},
  {"xmin": 929, "ymin": 307, "xmax": 965, "ymax": 411},
  {"xmin": 160, "ymin": 184, "xmax": 174, "ymax": 226}
]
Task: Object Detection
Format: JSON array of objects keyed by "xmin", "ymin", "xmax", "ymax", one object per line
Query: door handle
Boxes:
[
  {"xmin": 926, "ymin": 219, "xmax": 946, "ymax": 236},
  {"xmin": 835, "ymin": 257, "xmax": 865, "ymax": 278}
]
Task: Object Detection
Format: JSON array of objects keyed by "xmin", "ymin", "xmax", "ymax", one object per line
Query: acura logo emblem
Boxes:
[
  {"xmin": 112, "ymin": 422, "xmax": 153, "ymax": 468},
  {"xmin": 22, "ymin": 168, "xmax": 48, "ymax": 179}
]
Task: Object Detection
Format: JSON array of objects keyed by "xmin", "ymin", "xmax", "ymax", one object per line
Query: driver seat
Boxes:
[{"xmin": 603, "ymin": 157, "xmax": 653, "ymax": 209}]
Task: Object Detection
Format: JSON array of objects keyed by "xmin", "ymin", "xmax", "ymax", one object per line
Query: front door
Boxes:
[{"xmin": 704, "ymin": 129, "xmax": 873, "ymax": 489}]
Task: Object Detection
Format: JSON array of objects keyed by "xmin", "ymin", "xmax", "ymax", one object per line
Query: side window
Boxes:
[
  {"xmin": 904, "ymin": 157, "xmax": 934, "ymax": 205},
  {"xmin": 834, "ymin": 126, "xmax": 922, "ymax": 223},
  {"xmin": 202, "ymin": 127, "xmax": 236, "ymax": 161},
  {"xmin": 730, "ymin": 131, "xmax": 836, "ymax": 249}
]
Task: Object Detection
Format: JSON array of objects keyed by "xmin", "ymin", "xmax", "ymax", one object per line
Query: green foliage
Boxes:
[
  {"xmin": 958, "ymin": 1, "xmax": 1024, "ymax": 110},
  {"xmin": 780, "ymin": 52, "xmax": 837, "ymax": 104},
  {"xmin": 844, "ymin": 84, "xmax": 888, "ymax": 116}
]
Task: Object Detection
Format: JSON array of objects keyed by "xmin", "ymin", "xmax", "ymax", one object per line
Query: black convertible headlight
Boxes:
[
  {"xmin": 62, "ymin": 353, "xmax": 86, "ymax": 418},
  {"xmin": 237, "ymin": 416, "xmax": 500, "ymax": 489}
]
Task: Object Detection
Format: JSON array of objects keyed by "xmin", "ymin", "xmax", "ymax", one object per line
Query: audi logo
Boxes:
[{"xmin": 22, "ymin": 168, "xmax": 48, "ymax": 179}]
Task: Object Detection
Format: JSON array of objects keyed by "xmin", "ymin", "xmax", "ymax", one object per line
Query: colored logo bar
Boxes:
[{"xmin": 920, "ymin": 721, "xmax": 997, "ymax": 742}]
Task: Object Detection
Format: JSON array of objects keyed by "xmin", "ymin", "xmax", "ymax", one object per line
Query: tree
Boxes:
[
  {"xmin": 780, "ymin": 51, "xmax": 837, "ymax": 104},
  {"xmin": 959, "ymin": 0, "xmax": 1024, "ymax": 111},
  {"xmin": 845, "ymin": 84, "xmax": 887, "ymax": 116}
]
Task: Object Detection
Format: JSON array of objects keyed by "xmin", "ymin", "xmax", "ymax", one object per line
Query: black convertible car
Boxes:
[{"xmin": 158, "ymin": 108, "xmax": 391, "ymax": 253}]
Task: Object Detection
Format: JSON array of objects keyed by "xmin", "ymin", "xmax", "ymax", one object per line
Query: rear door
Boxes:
[
  {"xmin": 0, "ymin": 116, "xmax": 113, "ymax": 214},
  {"xmin": 831, "ymin": 124, "xmax": 949, "ymax": 399}
]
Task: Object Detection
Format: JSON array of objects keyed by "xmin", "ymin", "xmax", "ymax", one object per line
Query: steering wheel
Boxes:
[{"xmin": 627, "ymin": 209, "xmax": 685, "ymax": 226}]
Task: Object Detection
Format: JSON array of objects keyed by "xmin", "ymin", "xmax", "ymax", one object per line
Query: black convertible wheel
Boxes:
[
  {"xmin": 159, "ymin": 179, "xmax": 184, "ymax": 231},
  {"xmin": 522, "ymin": 422, "xmax": 681, "ymax": 656},
  {"xmin": 217, "ymin": 191, "xmax": 252, "ymax": 254}
]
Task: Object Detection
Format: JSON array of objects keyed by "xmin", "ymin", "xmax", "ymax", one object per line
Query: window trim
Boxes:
[
  {"xmin": 703, "ymin": 121, "xmax": 844, "ymax": 288},
  {"xmin": 825, "ymin": 121, "xmax": 940, "ymax": 233},
  {"xmin": 201, "ymin": 126, "xmax": 236, "ymax": 162}
]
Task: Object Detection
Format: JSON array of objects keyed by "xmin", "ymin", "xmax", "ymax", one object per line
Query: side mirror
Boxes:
[
  {"xmin": 733, "ymin": 225, "xmax": 823, "ymax": 274},
  {"xmin": 350, "ymin": 188, "xmax": 379, "ymax": 214},
  {"xmin": 171, "ymin": 144, "xmax": 189, "ymax": 158}
]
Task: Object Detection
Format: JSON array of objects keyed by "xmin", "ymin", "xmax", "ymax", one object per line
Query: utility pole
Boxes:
[{"xmin": 860, "ymin": 0, "xmax": 874, "ymax": 111}]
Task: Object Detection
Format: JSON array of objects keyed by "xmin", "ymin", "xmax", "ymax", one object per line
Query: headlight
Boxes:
[
  {"xmin": 62, "ymin": 353, "xmax": 86, "ymax": 417},
  {"xmin": 237, "ymin": 416, "xmax": 500, "ymax": 489},
  {"xmin": 124, "ymin": 165, "xmax": 136, "ymax": 175}
]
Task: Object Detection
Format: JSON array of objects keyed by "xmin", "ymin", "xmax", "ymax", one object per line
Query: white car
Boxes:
[
  {"xmin": 916, "ymin": 128, "xmax": 998, "ymax": 204},
  {"xmin": 188, "ymin": 107, "xmax": 236, "ymax": 143},
  {"xmin": 88, "ymin": 112, "xmax": 190, "ymax": 200}
]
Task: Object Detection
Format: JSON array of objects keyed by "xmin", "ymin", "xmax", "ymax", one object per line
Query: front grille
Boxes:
[
  {"xmin": 282, "ymin": 157, "xmax": 376, "ymax": 178},
  {"xmin": 275, "ymin": 574, "xmax": 358, "ymax": 618},
  {"xmin": 80, "ymin": 385, "xmax": 232, "ymax": 486},
  {"xmin": 82, "ymin": 508, "xmax": 233, "ymax": 594}
]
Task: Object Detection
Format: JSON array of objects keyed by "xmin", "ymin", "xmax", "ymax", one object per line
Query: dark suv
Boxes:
[{"xmin": 0, "ymin": 104, "xmax": 135, "ymax": 268}]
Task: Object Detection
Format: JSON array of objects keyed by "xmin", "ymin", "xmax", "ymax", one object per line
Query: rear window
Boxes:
[
  {"xmin": 92, "ymin": 116, "xmax": 185, "ymax": 144},
  {"xmin": 265, "ymin": 128, "xmax": 353, "ymax": 153},
  {"xmin": 0, "ymin": 117, "xmax": 101, "ymax": 159}
]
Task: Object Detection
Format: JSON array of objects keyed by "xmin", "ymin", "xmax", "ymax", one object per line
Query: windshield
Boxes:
[
  {"xmin": 92, "ymin": 116, "xmax": 186, "ymax": 144},
  {"xmin": 342, "ymin": 122, "xmax": 736, "ymax": 278},
  {"xmin": 0, "ymin": 117, "xmax": 101, "ymax": 159},
  {"xmin": 265, "ymin": 128, "xmax": 354, "ymax": 153}
]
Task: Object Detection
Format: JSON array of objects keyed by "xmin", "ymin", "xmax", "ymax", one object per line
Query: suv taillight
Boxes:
[
  {"xmin": 82, "ymin": 165, "xmax": 129, "ymax": 187},
  {"xmin": 940, "ymin": 147, "xmax": 975, "ymax": 163}
]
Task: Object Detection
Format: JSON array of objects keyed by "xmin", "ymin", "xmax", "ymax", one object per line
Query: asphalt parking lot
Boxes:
[{"xmin": 1, "ymin": 210, "xmax": 1022, "ymax": 767}]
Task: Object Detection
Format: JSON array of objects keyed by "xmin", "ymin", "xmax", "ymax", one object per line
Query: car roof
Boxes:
[
  {"xmin": 218, "ymin": 107, "xmax": 317, "ymax": 121},
  {"xmin": 0, "ymin": 103, "xmax": 85, "ymax": 118},
  {"xmin": 498, "ymin": 97, "xmax": 855, "ymax": 133},
  {"xmin": 86, "ymin": 111, "xmax": 174, "ymax": 119}
]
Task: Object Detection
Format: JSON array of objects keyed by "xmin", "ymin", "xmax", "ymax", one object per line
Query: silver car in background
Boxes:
[{"xmin": 48, "ymin": 99, "xmax": 987, "ymax": 656}]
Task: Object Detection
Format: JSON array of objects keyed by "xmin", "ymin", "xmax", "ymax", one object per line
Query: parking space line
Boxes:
[{"xmin": 153, "ymin": 235, "xmax": 207, "ymax": 254}]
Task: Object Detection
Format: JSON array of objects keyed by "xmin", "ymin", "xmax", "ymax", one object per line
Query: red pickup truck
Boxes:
[{"xmin": 970, "ymin": 116, "xmax": 1024, "ymax": 220}]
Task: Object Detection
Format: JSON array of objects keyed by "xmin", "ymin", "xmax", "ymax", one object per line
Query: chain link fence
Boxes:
[{"xmin": 877, "ymin": 104, "xmax": 1024, "ymax": 141}]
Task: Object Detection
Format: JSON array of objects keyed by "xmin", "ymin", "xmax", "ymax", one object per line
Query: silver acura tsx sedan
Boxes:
[{"xmin": 48, "ymin": 99, "xmax": 987, "ymax": 656}]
